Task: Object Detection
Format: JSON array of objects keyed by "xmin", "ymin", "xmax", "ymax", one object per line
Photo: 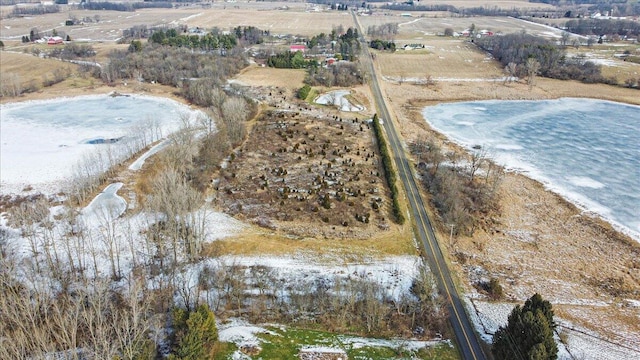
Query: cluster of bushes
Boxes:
[
  {"xmin": 10, "ymin": 4, "xmax": 59, "ymax": 16},
  {"xmin": 371, "ymin": 114, "xmax": 404, "ymax": 225},
  {"xmin": 149, "ymin": 28, "xmax": 237, "ymax": 50},
  {"xmin": 297, "ymin": 84, "xmax": 312, "ymax": 100},
  {"xmin": 169, "ymin": 305, "xmax": 219, "ymax": 359},
  {"xmin": 82, "ymin": 1, "xmax": 171, "ymax": 11},
  {"xmin": 197, "ymin": 263, "xmax": 446, "ymax": 338},
  {"xmin": 98, "ymin": 43, "xmax": 246, "ymax": 87},
  {"xmin": 369, "ymin": 39, "xmax": 396, "ymax": 51},
  {"xmin": 367, "ymin": 23, "xmax": 399, "ymax": 40},
  {"xmin": 305, "ymin": 62, "xmax": 364, "ymax": 87},
  {"xmin": 476, "ymin": 33, "xmax": 616, "ymax": 84},
  {"xmin": 564, "ymin": 18, "xmax": 640, "ymax": 37},
  {"xmin": 266, "ymin": 50, "xmax": 316, "ymax": 69},
  {"xmin": 411, "ymin": 138, "xmax": 503, "ymax": 237}
]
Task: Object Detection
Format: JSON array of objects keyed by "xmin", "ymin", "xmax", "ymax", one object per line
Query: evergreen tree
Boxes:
[
  {"xmin": 492, "ymin": 293, "xmax": 557, "ymax": 360},
  {"xmin": 169, "ymin": 304, "xmax": 219, "ymax": 360}
]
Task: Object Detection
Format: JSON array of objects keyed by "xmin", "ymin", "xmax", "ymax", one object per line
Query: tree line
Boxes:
[
  {"xmin": 411, "ymin": 138, "xmax": 503, "ymax": 237},
  {"xmin": 475, "ymin": 32, "xmax": 616, "ymax": 84},
  {"xmin": 267, "ymin": 50, "xmax": 317, "ymax": 69},
  {"xmin": 372, "ymin": 114, "xmax": 405, "ymax": 225},
  {"xmin": 369, "ymin": 39, "xmax": 396, "ymax": 51},
  {"xmin": 148, "ymin": 28, "xmax": 238, "ymax": 51},
  {"xmin": 564, "ymin": 18, "xmax": 640, "ymax": 37},
  {"xmin": 81, "ymin": 1, "xmax": 171, "ymax": 11}
]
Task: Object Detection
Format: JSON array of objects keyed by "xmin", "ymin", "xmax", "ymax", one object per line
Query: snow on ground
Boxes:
[
  {"xmin": 128, "ymin": 139, "xmax": 171, "ymax": 171},
  {"xmin": 465, "ymin": 297, "xmax": 640, "ymax": 360},
  {"xmin": 218, "ymin": 318, "xmax": 278, "ymax": 350},
  {"xmin": 315, "ymin": 90, "xmax": 364, "ymax": 112},
  {"xmin": 217, "ymin": 317, "xmax": 447, "ymax": 359},
  {"xmin": 214, "ymin": 254, "xmax": 424, "ymax": 302},
  {"xmin": 81, "ymin": 183, "xmax": 127, "ymax": 227}
]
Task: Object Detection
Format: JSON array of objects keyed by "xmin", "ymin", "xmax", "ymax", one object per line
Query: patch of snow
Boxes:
[
  {"xmin": 218, "ymin": 318, "xmax": 277, "ymax": 347},
  {"xmin": 128, "ymin": 139, "xmax": 171, "ymax": 171},
  {"xmin": 215, "ymin": 255, "xmax": 424, "ymax": 302}
]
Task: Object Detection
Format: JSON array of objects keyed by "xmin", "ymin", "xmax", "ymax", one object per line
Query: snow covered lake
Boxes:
[
  {"xmin": 422, "ymin": 98, "xmax": 640, "ymax": 241},
  {"xmin": 0, "ymin": 94, "xmax": 204, "ymax": 194}
]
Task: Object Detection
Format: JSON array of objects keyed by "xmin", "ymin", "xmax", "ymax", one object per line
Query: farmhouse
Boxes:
[
  {"xmin": 47, "ymin": 36, "xmax": 64, "ymax": 45},
  {"xmin": 290, "ymin": 44, "xmax": 306, "ymax": 53}
]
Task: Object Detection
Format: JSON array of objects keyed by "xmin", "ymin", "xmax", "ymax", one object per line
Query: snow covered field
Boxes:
[
  {"xmin": 422, "ymin": 98, "xmax": 640, "ymax": 241},
  {"xmin": 0, "ymin": 93, "xmax": 205, "ymax": 195}
]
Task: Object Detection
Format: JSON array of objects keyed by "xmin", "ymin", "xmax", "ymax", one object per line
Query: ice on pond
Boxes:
[
  {"xmin": 422, "ymin": 98, "xmax": 640, "ymax": 241},
  {"xmin": 315, "ymin": 90, "xmax": 364, "ymax": 112},
  {"xmin": 0, "ymin": 94, "xmax": 205, "ymax": 194}
]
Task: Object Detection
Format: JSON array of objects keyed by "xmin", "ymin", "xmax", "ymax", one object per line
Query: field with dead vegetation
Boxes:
[{"xmin": 217, "ymin": 106, "xmax": 390, "ymax": 239}]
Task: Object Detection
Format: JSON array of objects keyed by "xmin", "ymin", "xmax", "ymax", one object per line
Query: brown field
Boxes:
[
  {"xmin": 375, "ymin": 38, "xmax": 504, "ymax": 79},
  {"xmin": 358, "ymin": 14, "xmax": 566, "ymax": 40},
  {"xmin": 217, "ymin": 105, "xmax": 391, "ymax": 240},
  {"xmin": 234, "ymin": 66, "xmax": 307, "ymax": 89}
]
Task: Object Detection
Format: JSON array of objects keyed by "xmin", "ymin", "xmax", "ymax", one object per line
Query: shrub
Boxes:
[
  {"xmin": 169, "ymin": 304, "xmax": 219, "ymax": 360},
  {"xmin": 297, "ymin": 84, "xmax": 311, "ymax": 100},
  {"xmin": 492, "ymin": 293, "xmax": 557, "ymax": 360}
]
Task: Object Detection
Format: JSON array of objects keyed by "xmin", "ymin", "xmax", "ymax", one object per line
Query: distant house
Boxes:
[
  {"xmin": 290, "ymin": 44, "xmax": 306, "ymax": 53},
  {"xmin": 403, "ymin": 43, "xmax": 425, "ymax": 50},
  {"xmin": 47, "ymin": 36, "xmax": 63, "ymax": 45}
]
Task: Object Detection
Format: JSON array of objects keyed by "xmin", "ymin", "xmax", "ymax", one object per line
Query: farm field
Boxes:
[{"xmin": 374, "ymin": 38, "xmax": 505, "ymax": 80}]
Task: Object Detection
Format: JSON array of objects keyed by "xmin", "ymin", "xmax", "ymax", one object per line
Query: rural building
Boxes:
[
  {"xmin": 47, "ymin": 36, "xmax": 64, "ymax": 45},
  {"xmin": 403, "ymin": 43, "xmax": 425, "ymax": 50},
  {"xmin": 290, "ymin": 44, "xmax": 306, "ymax": 53}
]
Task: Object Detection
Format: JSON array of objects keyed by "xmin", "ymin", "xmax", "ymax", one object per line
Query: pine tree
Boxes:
[
  {"xmin": 492, "ymin": 293, "xmax": 557, "ymax": 360},
  {"xmin": 169, "ymin": 304, "xmax": 219, "ymax": 360}
]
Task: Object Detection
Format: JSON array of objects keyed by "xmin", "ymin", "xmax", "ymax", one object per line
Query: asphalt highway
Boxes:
[{"xmin": 351, "ymin": 11, "xmax": 488, "ymax": 360}]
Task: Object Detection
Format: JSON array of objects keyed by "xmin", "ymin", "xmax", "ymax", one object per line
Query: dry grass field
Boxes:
[
  {"xmin": 358, "ymin": 14, "xmax": 566, "ymax": 40},
  {"xmin": 234, "ymin": 66, "xmax": 307, "ymax": 89},
  {"xmin": 375, "ymin": 38, "xmax": 505, "ymax": 80}
]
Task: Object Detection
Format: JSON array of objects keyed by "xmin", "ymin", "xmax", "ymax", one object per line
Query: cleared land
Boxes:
[
  {"xmin": 217, "ymin": 105, "xmax": 392, "ymax": 240},
  {"xmin": 375, "ymin": 38, "xmax": 505, "ymax": 80}
]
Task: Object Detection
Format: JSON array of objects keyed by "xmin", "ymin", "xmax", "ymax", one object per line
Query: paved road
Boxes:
[{"xmin": 351, "ymin": 12, "xmax": 487, "ymax": 360}]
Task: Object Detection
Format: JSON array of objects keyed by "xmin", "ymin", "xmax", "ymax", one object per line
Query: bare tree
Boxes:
[
  {"xmin": 526, "ymin": 58, "xmax": 540, "ymax": 90},
  {"xmin": 221, "ymin": 96, "xmax": 249, "ymax": 146}
]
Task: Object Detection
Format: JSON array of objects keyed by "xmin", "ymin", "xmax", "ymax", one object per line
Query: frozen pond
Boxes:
[
  {"xmin": 422, "ymin": 98, "xmax": 640, "ymax": 241},
  {"xmin": 0, "ymin": 93, "xmax": 204, "ymax": 194},
  {"xmin": 315, "ymin": 90, "xmax": 364, "ymax": 112}
]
